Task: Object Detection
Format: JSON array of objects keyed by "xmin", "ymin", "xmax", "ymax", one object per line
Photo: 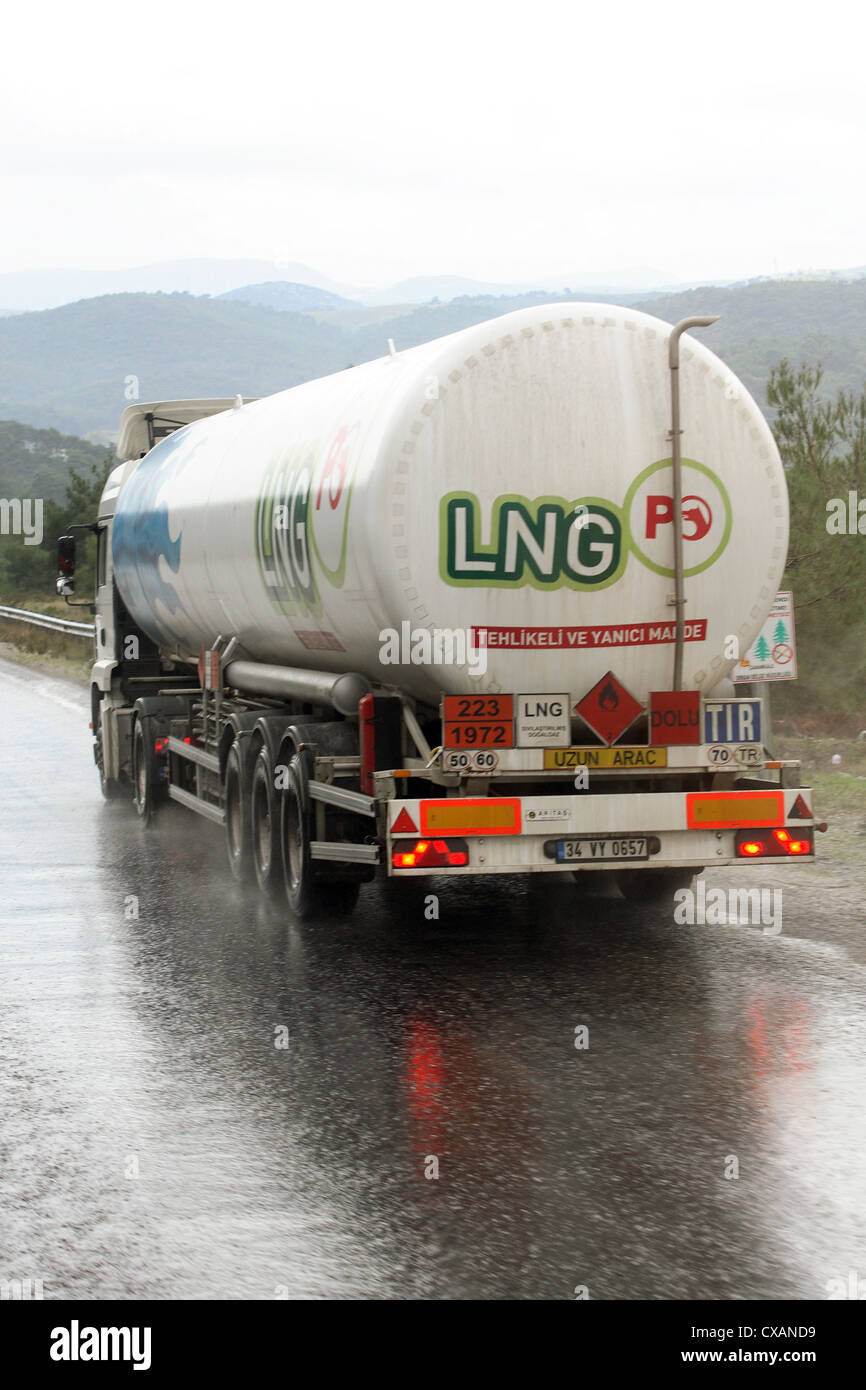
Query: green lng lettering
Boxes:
[{"xmin": 440, "ymin": 492, "xmax": 625, "ymax": 590}]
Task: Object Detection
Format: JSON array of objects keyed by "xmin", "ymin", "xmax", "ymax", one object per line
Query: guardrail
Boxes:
[{"xmin": 0, "ymin": 604, "xmax": 95, "ymax": 638}]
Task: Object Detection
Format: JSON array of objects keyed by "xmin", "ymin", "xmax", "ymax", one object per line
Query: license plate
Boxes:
[{"xmin": 555, "ymin": 836, "xmax": 649, "ymax": 862}]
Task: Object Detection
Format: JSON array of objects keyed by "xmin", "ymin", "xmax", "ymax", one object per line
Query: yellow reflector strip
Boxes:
[
  {"xmin": 420, "ymin": 798, "xmax": 521, "ymax": 836},
  {"xmin": 687, "ymin": 790, "xmax": 785, "ymax": 829},
  {"xmin": 544, "ymin": 746, "xmax": 668, "ymax": 769}
]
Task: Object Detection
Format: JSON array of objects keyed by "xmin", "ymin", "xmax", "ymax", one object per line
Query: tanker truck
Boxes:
[{"xmin": 56, "ymin": 302, "xmax": 818, "ymax": 917}]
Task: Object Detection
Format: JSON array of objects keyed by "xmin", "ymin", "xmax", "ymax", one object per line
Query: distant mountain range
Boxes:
[
  {"xmin": 2, "ymin": 278, "xmax": 866, "ymax": 437},
  {"xmin": 0, "ymin": 256, "xmax": 727, "ymax": 315},
  {"xmin": 5, "ymin": 255, "xmax": 866, "ymax": 317},
  {"xmin": 0, "ymin": 259, "xmax": 352, "ymax": 314}
]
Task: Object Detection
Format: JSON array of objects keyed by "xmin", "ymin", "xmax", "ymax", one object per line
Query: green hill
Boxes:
[
  {"xmin": 632, "ymin": 278, "xmax": 866, "ymax": 405},
  {"xmin": 0, "ymin": 420, "xmax": 110, "ymax": 503},
  {"xmin": 218, "ymin": 281, "xmax": 355, "ymax": 312},
  {"xmin": 3, "ymin": 279, "xmax": 866, "ymax": 438},
  {"xmin": 0, "ymin": 292, "xmax": 352, "ymax": 435}
]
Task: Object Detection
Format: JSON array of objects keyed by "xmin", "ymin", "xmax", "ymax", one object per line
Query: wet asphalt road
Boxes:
[{"xmin": 1, "ymin": 655, "xmax": 865, "ymax": 1301}]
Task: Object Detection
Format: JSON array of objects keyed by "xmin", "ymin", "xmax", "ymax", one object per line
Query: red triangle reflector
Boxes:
[
  {"xmin": 391, "ymin": 807, "xmax": 418, "ymax": 834},
  {"xmin": 788, "ymin": 794, "xmax": 811, "ymax": 819}
]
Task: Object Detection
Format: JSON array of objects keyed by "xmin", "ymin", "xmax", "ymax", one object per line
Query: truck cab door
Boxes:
[{"xmin": 93, "ymin": 523, "xmax": 115, "ymax": 664}]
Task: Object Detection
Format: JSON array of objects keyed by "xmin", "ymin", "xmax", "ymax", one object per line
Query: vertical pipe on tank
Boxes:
[{"xmin": 668, "ymin": 316, "xmax": 720, "ymax": 689}]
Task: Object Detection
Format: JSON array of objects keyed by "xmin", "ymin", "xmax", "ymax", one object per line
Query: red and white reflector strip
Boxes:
[
  {"xmin": 736, "ymin": 828, "xmax": 813, "ymax": 858},
  {"xmin": 392, "ymin": 838, "xmax": 469, "ymax": 869}
]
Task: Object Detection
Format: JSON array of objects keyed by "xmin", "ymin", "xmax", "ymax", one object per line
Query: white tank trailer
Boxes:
[{"xmin": 63, "ymin": 303, "xmax": 817, "ymax": 917}]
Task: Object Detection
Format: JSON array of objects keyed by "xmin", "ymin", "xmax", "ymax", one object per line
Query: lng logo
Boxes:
[
  {"xmin": 256, "ymin": 448, "xmax": 319, "ymax": 614},
  {"xmin": 257, "ymin": 422, "xmax": 360, "ymax": 613},
  {"xmin": 440, "ymin": 459, "xmax": 731, "ymax": 589}
]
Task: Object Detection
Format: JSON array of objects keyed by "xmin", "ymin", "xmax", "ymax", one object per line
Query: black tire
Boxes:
[
  {"xmin": 251, "ymin": 744, "xmax": 283, "ymax": 896},
  {"xmin": 224, "ymin": 738, "xmax": 255, "ymax": 883},
  {"xmin": 281, "ymin": 753, "xmax": 359, "ymax": 921},
  {"xmin": 131, "ymin": 715, "xmax": 163, "ymax": 824},
  {"xmin": 91, "ymin": 689, "xmax": 123, "ymax": 801},
  {"xmin": 615, "ymin": 868, "xmax": 698, "ymax": 904}
]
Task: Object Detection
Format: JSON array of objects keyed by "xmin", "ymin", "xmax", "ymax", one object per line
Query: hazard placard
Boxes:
[
  {"xmin": 574, "ymin": 672, "xmax": 643, "ymax": 746},
  {"xmin": 649, "ymin": 691, "xmax": 700, "ymax": 745},
  {"xmin": 733, "ymin": 592, "xmax": 797, "ymax": 683}
]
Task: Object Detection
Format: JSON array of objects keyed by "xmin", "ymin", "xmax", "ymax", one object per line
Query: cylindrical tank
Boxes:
[{"xmin": 111, "ymin": 302, "xmax": 788, "ymax": 707}]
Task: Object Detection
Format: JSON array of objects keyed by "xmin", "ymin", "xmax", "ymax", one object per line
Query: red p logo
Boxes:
[
  {"xmin": 645, "ymin": 494, "xmax": 712, "ymax": 541},
  {"xmin": 645, "ymin": 495, "xmax": 674, "ymax": 539}
]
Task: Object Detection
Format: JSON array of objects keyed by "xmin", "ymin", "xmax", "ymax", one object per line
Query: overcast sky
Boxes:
[{"xmin": 3, "ymin": 0, "xmax": 863, "ymax": 288}]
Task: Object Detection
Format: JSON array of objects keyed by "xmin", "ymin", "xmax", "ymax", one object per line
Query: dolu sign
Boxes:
[{"xmin": 649, "ymin": 691, "xmax": 701, "ymax": 745}]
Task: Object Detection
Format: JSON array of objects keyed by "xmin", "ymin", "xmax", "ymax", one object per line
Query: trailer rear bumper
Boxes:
[{"xmin": 383, "ymin": 787, "xmax": 816, "ymax": 876}]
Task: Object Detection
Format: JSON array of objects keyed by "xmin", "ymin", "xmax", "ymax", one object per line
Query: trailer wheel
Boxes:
[
  {"xmin": 251, "ymin": 744, "xmax": 284, "ymax": 896},
  {"xmin": 615, "ymin": 868, "xmax": 698, "ymax": 904},
  {"xmin": 281, "ymin": 753, "xmax": 359, "ymax": 921},
  {"xmin": 224, "ymin": 738, "xmax": 254, "ymax": 883},
  {"xmin": 131, "ymin": 715, "xmax": 162, "ymax": 824}
]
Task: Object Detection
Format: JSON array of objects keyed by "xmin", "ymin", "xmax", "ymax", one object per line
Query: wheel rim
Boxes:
[
  {"xmin": 226, "ymin": 767, "xmax": 242, "ymax": 858},
  {"xmin": 286, "ymin": 790, "xmax": 302, "ymax": 891},
  {"xmin": 135, "ymin": 732, "xmax": 147, "ymax": 807},
  {"xmin": 254, "ymin": 781, "xmax": 271, "ymax": 874}
]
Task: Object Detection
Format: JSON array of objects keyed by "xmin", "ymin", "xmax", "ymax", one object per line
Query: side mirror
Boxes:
[{"xmin": 57, "ymin": 534, "xmax": 76, "ymax": 596}]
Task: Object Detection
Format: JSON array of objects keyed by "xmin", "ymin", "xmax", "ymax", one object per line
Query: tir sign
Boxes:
[{"xmin": 703, "ymin": 699, "xmax": 762, "ymax": 745}]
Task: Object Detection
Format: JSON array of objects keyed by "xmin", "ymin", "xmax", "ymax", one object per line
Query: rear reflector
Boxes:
[
  {"xmin": 392, "ymin": 838, "xmax": 469, "ymax": 869},
  {"xmin": 736, "ymin": 828, "xmax": 813, "ymax": 858},
  {"xmin": 420, "ymin": 797, "xmax": 520, "ymax": 836},
  {"xmin": 687, "ymin": 789, "xmax": 785, "ymax": 829}
]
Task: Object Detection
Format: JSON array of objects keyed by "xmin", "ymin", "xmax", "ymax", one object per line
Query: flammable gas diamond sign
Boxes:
[
  {"xmin": 733, "ymin": 592, "xmax": 797, "ymax": 683},
  {"xmin": 574, "ymin": 672, "xmax": 643, "ymax": 745}
]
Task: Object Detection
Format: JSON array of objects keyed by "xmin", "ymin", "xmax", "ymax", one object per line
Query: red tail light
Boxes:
[
  {"xmin": 392, "ymin": 837, "xmax": 469, "ymax": 869},
  {"xmin": 736, "ymin": 827, "xmax": 813, "ymax": 858}
]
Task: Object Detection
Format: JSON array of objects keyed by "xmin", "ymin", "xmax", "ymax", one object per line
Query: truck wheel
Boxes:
[
  {"xmin": 224, "ymin": 739, "xmax": 254, "ymax": 882},
  {"xmin": 281, "ymin": 753, "xmax": 359, "ymax": 921},
  {"xmin": 251, "ymin": 744, "xmax": 283, "ymax": 896},
  {"xmin": 615, "ymin": 869, "xmax": 698, "ymax": 904},
  {"xmin": 93, "ymin": 698, "xmax": 123, "ymax": 801},
  {"xmin": 131, "ymin": 715, "xmax": 162, "ymax": 824}
]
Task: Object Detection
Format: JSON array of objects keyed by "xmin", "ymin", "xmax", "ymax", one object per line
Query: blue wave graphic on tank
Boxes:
[{"xmin": 112, "ymin": 427, "xmax": 204, "ymax": 647}]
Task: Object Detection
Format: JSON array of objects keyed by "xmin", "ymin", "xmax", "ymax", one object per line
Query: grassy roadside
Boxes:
[
  {"xmin": 0, "ymin": 639, "xmax": 91, "ymax": 685},
  {"xmin": 774, "ymin": 719, "xmax": 866, "ymax": 817},
  {"xmin": 0, "ymin": 590, "xmax": 93, "ymax": 684}
]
